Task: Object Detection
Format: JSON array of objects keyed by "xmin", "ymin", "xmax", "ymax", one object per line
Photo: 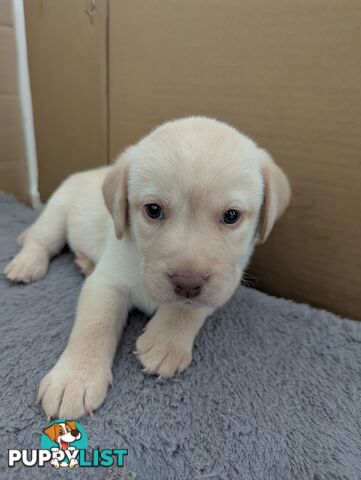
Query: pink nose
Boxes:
[{"xmin": 169, "ymin": 273, "xmax": 207, "ymax": 299}]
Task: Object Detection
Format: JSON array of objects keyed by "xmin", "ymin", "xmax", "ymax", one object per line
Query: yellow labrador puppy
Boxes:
[{"xmin": 4, "ymin": 117, "xmax": 290, "ymax": 418}]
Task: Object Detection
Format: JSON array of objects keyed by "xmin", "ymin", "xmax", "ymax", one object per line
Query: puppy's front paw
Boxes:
[
  {"xmin": 136, "ymin": 329, "xmax": 192, "ymax": 378},
  {"xmin": 37, "ymin": 359, "xmax": 112, "ymax": 419},
  {"xmin": 4, "ymin": 250, "xmax": 48, "ymax": 283}
]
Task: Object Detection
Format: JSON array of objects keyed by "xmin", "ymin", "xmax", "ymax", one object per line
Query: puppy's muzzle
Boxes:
[{"xmin": 169, "ymin": 273, "xmax": 208, "ymax": 299}]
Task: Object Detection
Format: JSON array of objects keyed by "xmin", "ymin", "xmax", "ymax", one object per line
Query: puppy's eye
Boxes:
[
  {"xmin": 221, "ymin": 209, "xmax": 242, "ymax": 225},
  {"xmin": 144, "ymin": 203, "xmax": 164, "ymax": 220}
]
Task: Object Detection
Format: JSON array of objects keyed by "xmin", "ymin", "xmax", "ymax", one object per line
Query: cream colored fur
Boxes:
[{"xmin": 4, "ymin": 117, "xmax": 290, "ymax": 418}]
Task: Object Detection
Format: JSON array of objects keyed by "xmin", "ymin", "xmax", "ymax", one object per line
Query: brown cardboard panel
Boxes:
[
  {"xmin": 0, "ymin": 1, "xmax": 29, "ymax": 204},
  {"xmin": 0, "ymin": 0, "xmax": 13, "ymax": 27},
  {"xmin": 0, "ymin": 26, "xmax": 17, "ymax": 94},
  {"xmin": 109, "ymin": 0, "xmax": 361, "ymax": 319},
  {"xmin": 0, "ymin": 94, "xmax": 24, "ymax": 165},
  {"xmin": 0, "ymin": 94, "xmax": 28, "ymax": 202},
  {"xmin": 24, "ymin": 0, "xmax": 109, "ymax": 201}
]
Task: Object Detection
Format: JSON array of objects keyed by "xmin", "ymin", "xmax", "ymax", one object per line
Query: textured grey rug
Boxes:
[{"xmin": 1, "ymin": 191, "xmax": 361, "ymax": 480}]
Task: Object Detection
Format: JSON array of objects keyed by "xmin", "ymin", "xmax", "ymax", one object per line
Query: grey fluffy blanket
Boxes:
[{"xmin": 1, "ymin": 192, "xmax": 361, "ymax": 480}]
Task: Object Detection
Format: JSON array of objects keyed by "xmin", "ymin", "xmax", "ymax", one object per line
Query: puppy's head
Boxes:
[
  {"xmin": 103, "ymin": 117, "xmax": 290, "ymax": 308},
  {"xmin": 43, "ymin": 421, "xmax": 81, "ymax": 444}
]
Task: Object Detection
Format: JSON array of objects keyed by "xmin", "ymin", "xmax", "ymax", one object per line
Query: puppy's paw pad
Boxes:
[
  {"xmin": 136, "ymin": 331, "xmax": 192, "ymax": 378},
  {"xmin": 38, "ymin": 363, "xmax": 112, "ymax": 419},
  {"xmin": 4, "ymin": 251, "xmax": 48, "ymax": 283}
]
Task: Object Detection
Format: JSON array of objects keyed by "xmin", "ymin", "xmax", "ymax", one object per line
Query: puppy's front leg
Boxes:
[
  {"xmin": 38, "ymin": 275, "xmax": 129, "ymax": 419},
  {"xmin": 136, "ymin": 305, "xmax": 212, "ymax": 378}
]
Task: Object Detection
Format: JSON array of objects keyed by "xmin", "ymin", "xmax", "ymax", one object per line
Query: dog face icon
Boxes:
[
  {"xmin": 43, "ymin": 420, "xmax": 81, "ymax": 450},
  {"xmin": 43, "ymin": 421, "xmax": 81, "ymax": 468}
]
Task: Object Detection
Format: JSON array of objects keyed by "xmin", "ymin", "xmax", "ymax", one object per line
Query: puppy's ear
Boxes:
[
  {"xmin": 258, "ymin": 149, "xmax": 291, "ymax": 243},
  {"xmin": 43, "ymin": 424, "xmax": 58, "ymax": 442},
  {"xmin": 102, "ymin": 153, "xmax": 130, "ymax": 239}
]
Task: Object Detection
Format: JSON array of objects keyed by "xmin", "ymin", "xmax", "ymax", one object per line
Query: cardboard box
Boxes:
[
  {"xmin": 24, "ymin": 0, "xmax": 108, "ymax": 200},
  {"xmin": 23, "ymin": 0, "xmax": 361, "ymax": 319},
  {"xmin": 0, "ymin": 0, "xmax": 29, "ymax": 203}
]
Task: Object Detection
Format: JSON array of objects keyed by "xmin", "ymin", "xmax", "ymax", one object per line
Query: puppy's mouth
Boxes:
[
  {"xmin": 143, "ymin": 268, "xmax": 227, "ymax": 308},
  {"xmin": 60, "ymin": 440, "xmax": 69, "ymax": 450},
  {"xmin": 174, "ymin": 297, "xmax": 199, "ymax": 306}
]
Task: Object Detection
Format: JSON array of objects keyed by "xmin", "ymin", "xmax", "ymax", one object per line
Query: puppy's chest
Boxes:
[
  {"xmin": 130, "ymin": 284, "xmax": 157, "ymax": 316},
  {"xmin": 106, "ymin": 234, "xmax": 157, "ymax": 316}
]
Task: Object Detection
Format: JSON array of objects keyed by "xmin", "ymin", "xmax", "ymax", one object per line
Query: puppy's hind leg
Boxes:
[
  {"xmin": 74, "ymin": 251, "xmax": 95, "ymax": 276},
  {"xmin": 4, "ymin": 189, "xmax": 68, "ymax": 283}
]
